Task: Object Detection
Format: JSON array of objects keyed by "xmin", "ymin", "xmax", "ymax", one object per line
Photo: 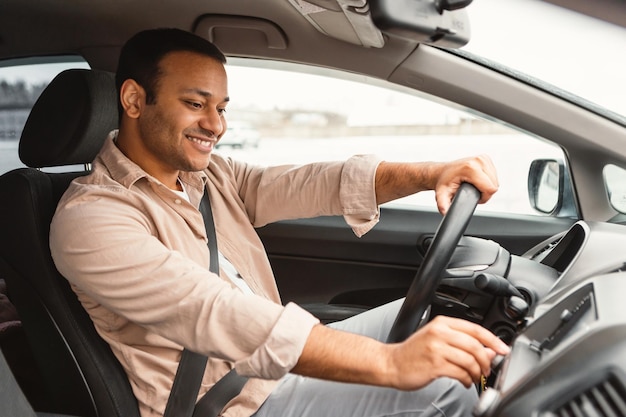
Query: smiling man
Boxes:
[{"xmin": 50, "ymin": 28, "xmax": 507, "ymax": 417}]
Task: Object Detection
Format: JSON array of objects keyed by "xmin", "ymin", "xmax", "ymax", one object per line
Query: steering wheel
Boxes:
[{"xmin": 387, "ymin": 182, "xmax": 481, "ymax": 343}]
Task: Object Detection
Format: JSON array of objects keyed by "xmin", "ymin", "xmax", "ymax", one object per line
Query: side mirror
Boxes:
[
  {"xmin": 528, "ymin": 159, "xmax": 577, "ymax": 217},
  {"xmin": 370, "ymin": 0, "xmax": 472, "ymax": 48},
  {"xmin": 528, "ymin": 159, "xmax": 560, "ymax": 214}
]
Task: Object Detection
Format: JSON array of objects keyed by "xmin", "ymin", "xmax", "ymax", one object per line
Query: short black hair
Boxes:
[{"xmin": 115, "ymin": 28, "xmax": 227, "ymax": 116}]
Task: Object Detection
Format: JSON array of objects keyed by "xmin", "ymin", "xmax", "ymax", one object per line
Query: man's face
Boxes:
[{"xmin": 136, "ymin": 50, "xmax": 229, "ymax": 175}]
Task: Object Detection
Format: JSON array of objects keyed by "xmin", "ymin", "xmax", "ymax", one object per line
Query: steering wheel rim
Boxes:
[{"xmin": 387, "ymin": 182, "xmax": 481, "ymax": 343}]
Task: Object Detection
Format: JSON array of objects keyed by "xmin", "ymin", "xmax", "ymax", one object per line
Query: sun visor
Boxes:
[{"xmin": 288, "ymin": 0, "xmax": 386, "ymax": 48}]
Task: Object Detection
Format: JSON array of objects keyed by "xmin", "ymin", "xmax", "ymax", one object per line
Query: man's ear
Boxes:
[{"xmin": 120, "ymin": 79, "xmax": 146, "ymax": 119}]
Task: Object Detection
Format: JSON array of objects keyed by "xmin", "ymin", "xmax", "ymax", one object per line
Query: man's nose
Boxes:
[{"xmin": 199, "ymin": 110, "xmax": 223, "ymax": 136}]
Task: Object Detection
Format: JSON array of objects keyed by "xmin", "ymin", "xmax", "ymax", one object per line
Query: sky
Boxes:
[{"xmin": 464, "ymin": 0, "xmax": 626, "ymax": 117}]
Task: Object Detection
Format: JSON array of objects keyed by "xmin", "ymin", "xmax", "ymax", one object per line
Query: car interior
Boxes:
[
  {"xmin": 1, "ymin": 0, "xmax": 626, "ymax": 417},
  {"xmin": 0, "ymin": 69, "xmax": 137, "ymax": 417}
]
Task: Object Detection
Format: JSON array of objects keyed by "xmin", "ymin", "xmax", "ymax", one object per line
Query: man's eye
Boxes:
[
  {"xmin": 218, "ymin": 108, "xmax": 227, "ymax": 115},
  {"xmin": 186, "ymin": 101, "xmax": 202, "ymax": 109}
]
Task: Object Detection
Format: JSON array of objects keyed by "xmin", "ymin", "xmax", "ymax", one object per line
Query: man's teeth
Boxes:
[{"xmin": 188, "ymin": 136, "xmax": 211, "ymax": 146}]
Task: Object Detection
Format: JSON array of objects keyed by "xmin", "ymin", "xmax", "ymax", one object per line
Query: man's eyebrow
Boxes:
[{"xmin": 181, "ymin": 88, "xmax": 230, "ymax": 102}]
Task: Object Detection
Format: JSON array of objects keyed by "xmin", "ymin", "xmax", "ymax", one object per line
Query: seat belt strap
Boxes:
[
  {"xmin": 164, "ymin": 188, "xmax": 248, "ymax": 417},
  {"xmin": 192, "ymin": 368, "xmax": 248, "ymax": 417},
  {"xmin": 163, "ymin": 349, "xmax": 208, "ymax": 417}
]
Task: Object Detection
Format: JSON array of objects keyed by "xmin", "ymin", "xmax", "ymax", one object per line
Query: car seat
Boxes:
[
  {"xmin": 0, "ymin": 69, "xmax": 140, "ymax": 417},
  {"xmin": 0, "ymin": 347, "xmax": 81, "ymax": 417}
]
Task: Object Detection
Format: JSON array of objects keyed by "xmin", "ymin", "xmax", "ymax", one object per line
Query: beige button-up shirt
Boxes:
[{"xmin": 50, "ymin": 132, "xmax": 381, "ymax": 417}]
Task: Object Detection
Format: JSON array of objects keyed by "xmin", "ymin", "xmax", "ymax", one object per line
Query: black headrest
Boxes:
[{"xmin": 19, "ymin": 68, "xmax": 118, "ymax": 168}]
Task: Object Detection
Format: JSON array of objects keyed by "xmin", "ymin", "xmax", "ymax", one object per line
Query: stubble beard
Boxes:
[{"xmin": 140, "ymin": 107, "xmax": 209, "ymax": 173}]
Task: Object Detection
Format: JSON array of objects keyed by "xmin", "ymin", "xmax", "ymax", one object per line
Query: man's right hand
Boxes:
[
  {"xmin": 292, "ymin": 315, "xmax": 510, "ymax": 391},
  {"xmin": 386, "ymin": 315, "xmax": 509, "ymax": 390}
]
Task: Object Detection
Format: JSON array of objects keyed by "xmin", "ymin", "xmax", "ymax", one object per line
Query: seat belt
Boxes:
[{"xmin": 163, "ymin": 188, "xmax": 248, "ymax": 417}]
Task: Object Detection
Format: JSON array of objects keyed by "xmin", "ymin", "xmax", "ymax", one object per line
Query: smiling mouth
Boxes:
[{"xmin": 186, "ymin": 135, "xmax": 214, "ymax": 149}]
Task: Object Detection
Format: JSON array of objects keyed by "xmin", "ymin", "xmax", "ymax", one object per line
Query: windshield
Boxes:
[{"xmin": 464, "ymin": 0, "xmax": 626, "ymax": 118}]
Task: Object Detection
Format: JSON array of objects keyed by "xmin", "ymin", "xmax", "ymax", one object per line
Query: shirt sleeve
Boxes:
[
  {"xmin": 223, "ymin": 154, "xmax": 382, "ymax": 237},
  {"xmin": 339, "ymin": 154, "xmax": 383, "ymax": 237},
  {"xmin": 234, "ymin": 302, "xmax": 319, "ymax": 379}
]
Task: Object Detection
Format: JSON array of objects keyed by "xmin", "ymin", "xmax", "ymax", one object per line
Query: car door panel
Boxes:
[{"xmin": 257, "ymin": 206, "xmax": 577, "ymax": 313}]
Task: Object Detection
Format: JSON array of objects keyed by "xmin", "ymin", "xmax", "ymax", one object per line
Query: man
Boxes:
[{"xmin": 50, "ymin": 28, "xmax": 508, "ymax": 417}]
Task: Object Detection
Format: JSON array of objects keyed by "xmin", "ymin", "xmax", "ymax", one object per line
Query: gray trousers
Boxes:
[{"xmin": 253, "ymin": 299, "xmax": 478, "ymax": 417}]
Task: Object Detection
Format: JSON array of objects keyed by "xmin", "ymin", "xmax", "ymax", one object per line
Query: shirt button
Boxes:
[{"xmin": 174, "ymin": 199, "xmax": 182, "ymax": 205}]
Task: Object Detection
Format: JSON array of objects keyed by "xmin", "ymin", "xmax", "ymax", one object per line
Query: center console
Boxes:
[{"xmin": 474, "ymin": 271, "xmax": 626, "ymax": 417}]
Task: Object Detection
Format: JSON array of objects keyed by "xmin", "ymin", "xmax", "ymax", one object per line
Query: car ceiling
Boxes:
[{"xmin": 0, "ymin": 0, "xmax": 421, "ymax": 79}]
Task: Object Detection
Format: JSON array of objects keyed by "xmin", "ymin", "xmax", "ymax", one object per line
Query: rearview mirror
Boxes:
[{"xmin": 370, "ymin": 0, "xmax": 472, "ymax": 47}]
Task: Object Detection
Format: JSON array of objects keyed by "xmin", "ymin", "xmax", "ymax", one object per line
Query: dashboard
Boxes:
[
  {"xmin": 525, "ymin": 221, "xmax": 626, "ymax": 297},
  {"xmin": 473, "ymin": 220, "xmax": 626, "ymax": 416}
]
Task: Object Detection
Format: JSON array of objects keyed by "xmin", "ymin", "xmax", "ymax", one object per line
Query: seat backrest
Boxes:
[
  {"xmin": 0, "ymin": 346, "xmax": 38, "ymax": 417},
  {"xmin": 0, "ymin": 69, "xmax": 141, "ymax": 417},
  {"xmin": 1, "ymin": 346, "xmax": 79, "ymax": 417}
]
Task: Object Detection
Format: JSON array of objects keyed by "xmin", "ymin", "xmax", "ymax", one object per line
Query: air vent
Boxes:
[
  {"xmin": 528, "ymin": 237, "xmax": 562, "ymax": 262},
  {"xmin": 549, "ymin": 376, "xmax": 626, "ymax": 417}
]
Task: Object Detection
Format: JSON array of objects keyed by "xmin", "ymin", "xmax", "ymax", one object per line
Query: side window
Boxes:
[
  {"xmin": 221, "ymin": 60, "xmax": 567, "ymax": 216},
  {"xmin": 604, "ymin": 164, "xmax": 626, "ymax": 214},
  {"xmin": 0, "ymin": 58, "xmax": 90, "ymax": 175}
]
